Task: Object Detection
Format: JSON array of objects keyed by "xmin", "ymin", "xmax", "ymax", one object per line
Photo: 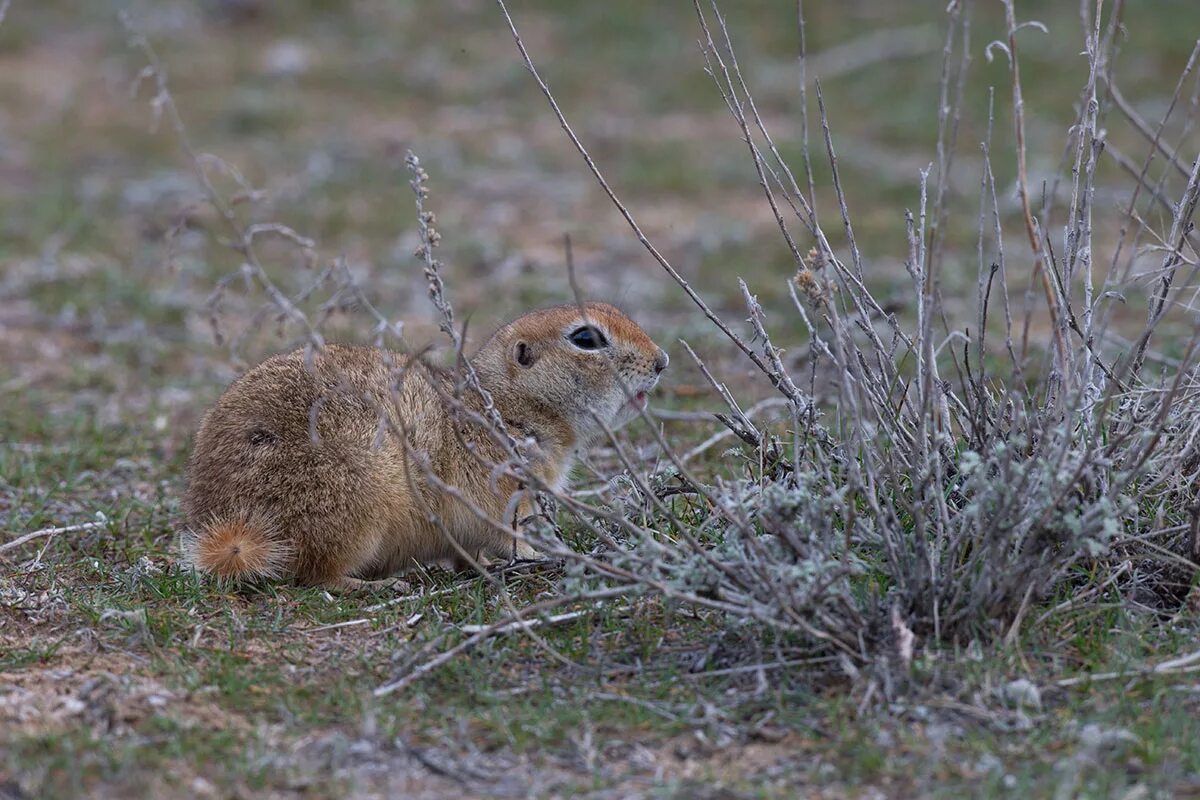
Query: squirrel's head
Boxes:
[{"xmin": 474, "ymin": 302, "xmax": 668, "ymax": 446}]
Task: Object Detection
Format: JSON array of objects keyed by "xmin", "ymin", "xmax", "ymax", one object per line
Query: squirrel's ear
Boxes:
[{"xmin": 513, "ymin": 340, "xmax": 538, "ymax": 368}]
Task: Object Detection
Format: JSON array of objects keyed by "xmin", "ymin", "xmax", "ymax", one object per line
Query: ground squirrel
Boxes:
[{"xmin": 182, "ymin": 302, "xmax": 668, "ymax": 591}]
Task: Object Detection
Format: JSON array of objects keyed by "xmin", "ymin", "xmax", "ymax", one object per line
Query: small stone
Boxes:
[
  {"xmin": 261, "ymin": 41, "xmax": 311, "ymax": 77},
  {"xmin": 1000, "ymin": 678, "xmax": 1042, "ymax": 711},
  {"xmin": 1078, "ymin": 723, "xmax": 1139, "ymax": 749}
]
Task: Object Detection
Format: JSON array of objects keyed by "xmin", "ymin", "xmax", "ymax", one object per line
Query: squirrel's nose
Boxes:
[{"xmin": 653, "ymin": 349, "xmax": 669, "ymax": 375}]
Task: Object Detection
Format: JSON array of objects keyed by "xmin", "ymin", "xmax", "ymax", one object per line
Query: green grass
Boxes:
[
  {"xmin": 3, "ymin": 0, "xmax": 1200, "ymax": 796},
  {"xmin": 5, "ymin": 411, "xmax": 1197, "ymax": 797}
]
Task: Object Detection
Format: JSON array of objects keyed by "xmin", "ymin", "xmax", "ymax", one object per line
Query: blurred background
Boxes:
[{"xmin": 0, "ymin": 0, "xmax": 1196, "ymax": 441}]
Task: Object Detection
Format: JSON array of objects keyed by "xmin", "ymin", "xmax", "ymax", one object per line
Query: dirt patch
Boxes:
[{"xmin": 0, "ymin": 645, "xmax": 249, "ymax": 739}]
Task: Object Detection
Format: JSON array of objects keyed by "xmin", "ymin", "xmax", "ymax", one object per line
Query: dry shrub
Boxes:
[{"xmin": 487, "ymin": 0, "xmax": 1200, "ymax": 668}]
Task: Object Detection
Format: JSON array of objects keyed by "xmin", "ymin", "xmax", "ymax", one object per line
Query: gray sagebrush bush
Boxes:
[{"xmin": 485, "ymin": 0, "xmax": 1200, "ymax": 666}]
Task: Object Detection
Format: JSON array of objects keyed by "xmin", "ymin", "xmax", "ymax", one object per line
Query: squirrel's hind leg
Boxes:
[{"xmin": 320, "ymin": 575, "xmax": 409, "ymax": 594}]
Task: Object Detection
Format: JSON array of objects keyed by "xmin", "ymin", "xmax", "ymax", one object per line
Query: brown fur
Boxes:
[
  {"xmin": 185, "ymin": 512, "xmax": 291, "ymax": 581},
  {"xmin": 182, "ymin": 303, "xmax": 667, "ymax": 589}
]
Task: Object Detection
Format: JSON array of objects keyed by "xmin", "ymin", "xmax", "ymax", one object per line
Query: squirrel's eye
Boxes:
[{"xmin": 568, "ymin": 326, "xmax": 607, "ymax": 350}]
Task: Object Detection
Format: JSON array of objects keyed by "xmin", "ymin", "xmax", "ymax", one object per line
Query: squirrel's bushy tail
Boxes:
[{"xmin": 184, "ymin": 513, "xmax": 292, "ymax": 581}]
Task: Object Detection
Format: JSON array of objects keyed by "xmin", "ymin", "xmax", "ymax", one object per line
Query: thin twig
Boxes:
[{"xmin": 1, "ymin": 522, "xmax": 103, "ymax": 554}]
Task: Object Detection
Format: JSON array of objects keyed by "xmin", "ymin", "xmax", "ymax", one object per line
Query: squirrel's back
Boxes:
[
  {"xmin": 183, "ymin": 345, "xmax": 437, "ymax": 585},
  {"xmin": 182, "ymin": 303, "xmax": 667, "ymax": 589}
]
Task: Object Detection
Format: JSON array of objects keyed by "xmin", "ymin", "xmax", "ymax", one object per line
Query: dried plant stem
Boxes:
[
  {"xmin": 123, "ymin": 17, "xmax": 324, "ymax": 352},
  {"xmin": 997, "ymin": 1, "xmax": 1068, "ymax": 375},
  {"xmin": 374, "ymin": 587, "xmax": 634, "ymax": 696},
  {"xmin": 1, "ymin": 522, "xmax": 103, "ymax": 555},
  {"xmin": 1054, "ymin": 648, "xmax": 1200, "ymax": 687}
]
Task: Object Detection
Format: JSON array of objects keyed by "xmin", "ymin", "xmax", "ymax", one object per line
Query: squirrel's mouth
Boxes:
[{"xmin": 629, "ymin": 391, "xmax": 648, "ymax": 410}]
